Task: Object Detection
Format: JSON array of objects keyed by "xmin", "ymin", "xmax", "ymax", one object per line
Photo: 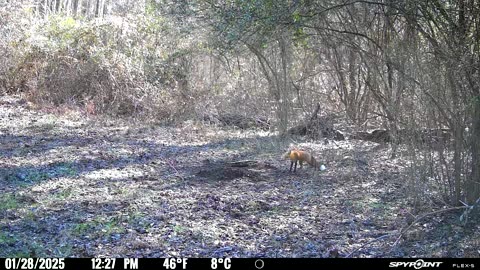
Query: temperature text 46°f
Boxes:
[{"xmin": 163, "ymin": 258, "xmax": 188, "ymax": 270}]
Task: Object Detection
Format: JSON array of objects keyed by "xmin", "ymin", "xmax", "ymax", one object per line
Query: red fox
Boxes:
[{"xmin": 284, "ymin": 149, "xmax": 320, "ymax": 172}]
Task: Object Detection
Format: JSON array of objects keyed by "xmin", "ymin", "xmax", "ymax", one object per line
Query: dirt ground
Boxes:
[{"xmin": 0, "ymin": 95, "xmax": 478, "ymax": 258}]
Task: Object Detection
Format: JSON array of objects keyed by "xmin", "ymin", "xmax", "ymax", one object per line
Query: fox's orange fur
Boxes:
[{"xmin": 284, "ymin": 149, "xmax": 319, "ymax": 172}]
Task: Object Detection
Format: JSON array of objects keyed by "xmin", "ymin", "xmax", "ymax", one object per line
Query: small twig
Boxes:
[
  {"xmin": 289, "ymin": 138, "xmax": 299, "ymax": 145},
  {"xmin": 459, "ymin": 197, "xmax": 480, "ymax": 224},
  {"xmin": 228, "ymin": 160, "xmax": 257, "ymax": 164},
  {"xmin": 349, "ymin": 205, "xmax": 468, "ymax": 257},
  {"xmin": 165, "ymin": 158, "xmax": 184, "ymax": 181},
  {"xmin": 389, "ymin": 206, "xmax": 467, "ymax": 253},
  {"xmin": 346, "ymin": 233, "xmax": 397, "ymax": 258},
  {"xmin": 227, "ymin": 160, "xmax": 258, "ymax": 167}
]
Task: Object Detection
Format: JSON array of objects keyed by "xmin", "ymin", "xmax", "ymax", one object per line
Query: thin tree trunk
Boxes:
[
  {"xmin": 44, "ymin": 0, "xmax": 48, "ymax": 18},
  {"xmin": 278, "ymin": 35, "xmax": 291, "ymax": 135},
  {"xmin": 66, "ymin": 0, "xmax": 71, "ymax": 16},
  {"xmin": 77, "ymin": 0, "xmax": 83, "ymax": 17},
  {"xmin": 468, "ymin": 99, "xmax": 480, "ymax": 204}
]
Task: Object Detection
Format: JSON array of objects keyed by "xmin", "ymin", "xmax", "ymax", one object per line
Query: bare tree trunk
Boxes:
[
  {"xmin": 87, "ymin": 0, "xmax": 94, "ymax": 18},
  {"xmin": 278, "ymin": 34, "xmax": 291, "ymax": 135},
  {"xmin": 44, "ymin": 0, "xmax": 48, "ymax": 18},
  {"xmin": 448, "ymin": 71, "xmax": 463, "ymax": 205},
  {"xmin": 383, "ymin": 3, "xmax": 400, "ymax": 159},
  {"xmin": 95, "ymin": 0, "xmax": 99, "ymax": 17},
  {"xmin": 65, "ymin": 0, "xmax": 71, "ymax": 16},
  {"xmin": 98, "ymin": 0, "xmax": 105, "ymax": 17},
  {"xmin": 451, "ymin": 0, "xmax": 467, "ymax": 205},
  {"xmin": 469, "ymin": 99, "xmax": 480, "ymax": 204},
  {"xmin": 75, "ymin": 0, "xmax": 83, "ymax": 17},
  {"xmin": 466, "ymin": 0, "xmax": 480, "ymax": 204},
  {"xmin": 55, "ymin": 0, "xmax": 60, "ymax": 13},
  {"xmin": 245, "ymin": 37, "xmax": 291, "ymax": 135}
]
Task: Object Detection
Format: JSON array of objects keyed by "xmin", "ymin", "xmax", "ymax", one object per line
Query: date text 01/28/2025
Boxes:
[{"xmin": 4, "ymin": 258, "xmax": 65, "ymax": 270}]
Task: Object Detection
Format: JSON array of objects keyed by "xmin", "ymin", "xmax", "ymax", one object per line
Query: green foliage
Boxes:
[
  {"xmin": 173, "ymin": 224, "xmax": 186, "ymax": 234},
  {"xmin": 200, "ymin": 0, "xmax": 315, "ymax": 51},
  {"xmin": 101, "ymin": 217, "xmax": 126, "ymax": 235},
  {"xmin": 72, "ymin": 222, "xmax": 93, "ymax": 236},
  {"xmin": 293, "ymin": 27, "xmax": 308, "ymax": 47},
  {"xmin": 72, "ymin": 215, "xmax": 126, "ymax": 238},
  {"xmin": 54, "ymin": 244, "xmax": 73, "ymax": 257},
  {"xmin": 4, "ymin": 2, "xmax": 217, "ymax": 120},
  {"xmin": 23, "ymin": 171, "xmax": 49, "ymax": 182},
  {"xmin": 6, "ymin": 249, "xmax": 31, "ymax": 258},
  {"xmin": 0, "ymin": 232, "xmax": 48, "ymax": 257},
  {"xmin": 11, "ymin": 162, "xmax": 78, "ymax": 184},
  {"xmin": 57, "ymin": 187, "xmax": 73, "ymax": 200},
  {"xmin": 0, "ymin": 232, "xmax": 18, "ymax": 245},
  {"xmin": 146, "ymin": 0, "xmax": 165, "ymax": 16},
  {"xmin": 0, "ymin": 194, "xmax": 20, "ymax": 211},
  {"xmin": 40, "ymin": 16, "xmax": 87, "ymax": 51},
  {"xmin": 473, "ymin": 95, "xmax": 480, "ymax": 104},
  {"xmin": 56, "ymin": 163, "xmax": 78, "ymax": 178}
]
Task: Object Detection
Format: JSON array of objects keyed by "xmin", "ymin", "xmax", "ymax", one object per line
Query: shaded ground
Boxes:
[{"xmin": 0, "ymin": 95, "xmax": 478, "ymax": 258}]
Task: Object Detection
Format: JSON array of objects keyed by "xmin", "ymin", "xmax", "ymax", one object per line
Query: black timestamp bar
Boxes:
[{"xmin": 1, "ymin": 258, "xmax": 478, "ymax": 270}]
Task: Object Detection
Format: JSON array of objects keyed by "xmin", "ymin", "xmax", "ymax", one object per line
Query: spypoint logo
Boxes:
[{"xmin": 389, "ymin": 259, "xmax": 443, "ymax": 269}]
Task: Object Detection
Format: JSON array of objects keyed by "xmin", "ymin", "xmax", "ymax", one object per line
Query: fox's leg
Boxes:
[
  {"xmin": 299, "ymin": 160, "xmax": 303, "ymax": 169},
  {"xmin": 293, "ymin": 160, "xmax": 298, "ymax": 172},
  {"xmin": 290, "ymin": 161, "xmax": 294, "ymax": 172}
]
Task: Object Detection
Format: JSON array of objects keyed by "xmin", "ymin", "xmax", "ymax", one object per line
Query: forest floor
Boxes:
[{"xmin": 0, "ymin": 95, "xmax": 478, "ymax": 258}]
